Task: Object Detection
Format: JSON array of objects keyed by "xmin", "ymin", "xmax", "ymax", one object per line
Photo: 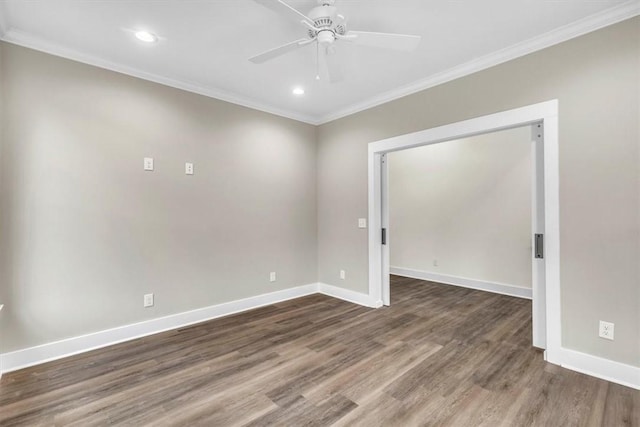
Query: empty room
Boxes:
[
  {"xmin": 0, "ymin": 0, "xmax": 638, "ymax": 425},
  {"xmin": 386, "ymin": 125, "xmax": 537, "ymax": 337}
]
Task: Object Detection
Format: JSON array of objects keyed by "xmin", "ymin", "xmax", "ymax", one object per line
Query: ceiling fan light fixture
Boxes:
[
  {"xmin": 317, "ymin": 30, "xmax": 335, "ymax": 45},
  {"xmin": 135, "ymin": 30, "xmax": 158, "ymax": 43}
]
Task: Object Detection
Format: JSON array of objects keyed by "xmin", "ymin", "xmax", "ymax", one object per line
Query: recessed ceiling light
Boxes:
[
  {"xmin": 135, "ymin": 31, "xmax": 158, "ymax": 43},
  {"xmin": 292, "ymin": 87, "xmax": 305, "ymax": 96}
]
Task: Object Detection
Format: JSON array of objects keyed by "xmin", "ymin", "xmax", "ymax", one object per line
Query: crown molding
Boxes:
[
  {"xmin": 316, "ymin": 0, "xmax": 640, "ymax": 125},
  {"xmin": 0, "ymin": 1, "xmax": 637, "ymax": 127},
  {"xmin": 0, "ymin": 28, "xmax": 319, "ymax": 125}
]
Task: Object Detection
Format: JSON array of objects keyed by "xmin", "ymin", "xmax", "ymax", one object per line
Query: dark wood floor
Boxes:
[{"xmin": 1, "ymin": 276, "xmax": 638, "ymax": 426}]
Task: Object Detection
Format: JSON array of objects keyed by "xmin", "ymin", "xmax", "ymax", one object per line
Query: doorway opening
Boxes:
[{"xmin": 367, "ymin": 101, "xmax": 560, "ymax": 362}]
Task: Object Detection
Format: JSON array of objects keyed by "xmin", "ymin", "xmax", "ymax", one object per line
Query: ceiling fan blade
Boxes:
[
  {"xmin": 251, "ymin": 0, "xmax": 315, "ymax": 27},
  {"xmin": 249, "ymin": 38, "xmax": 313, "ymax": 64},
  {"xmin": 345, "ymin": 31, "xmax": 421, "ymax": 52},
  {"xmin": 319, "ymin": 45, "xmax": 343, "ymax": 83}
]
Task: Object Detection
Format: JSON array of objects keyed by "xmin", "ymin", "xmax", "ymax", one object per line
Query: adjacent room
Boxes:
[
  {"xmin": 387, "ymin": 126, "xmax": 535, "ymax": 304},
  {"xmin": 386, "ymin": 125, "xmax": 536, "ymax": 318},
  {"xmin": 0, "ymin": 0, "xmax": 638, "ymax": 425}
]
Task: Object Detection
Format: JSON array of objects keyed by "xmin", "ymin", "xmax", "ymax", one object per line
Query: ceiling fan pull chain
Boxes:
[{"xmin": 316, "ymin": 42, "xmax": 321, "ymax": 80}]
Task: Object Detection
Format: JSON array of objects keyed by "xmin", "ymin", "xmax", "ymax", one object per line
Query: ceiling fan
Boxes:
[{"xmin": 249, "ymin": 0, "xmax": 421, "ymax": 82}]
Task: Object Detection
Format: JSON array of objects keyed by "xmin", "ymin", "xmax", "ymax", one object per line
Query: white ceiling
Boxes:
[{"xmin": 0, "ymin": 0, "xmax": 637, "ymax": 124}]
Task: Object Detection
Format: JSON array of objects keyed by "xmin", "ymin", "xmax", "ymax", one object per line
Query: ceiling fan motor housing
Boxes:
[{"xmin": 307, "ymin": 4, "xmax": 345, "ymax": 42}]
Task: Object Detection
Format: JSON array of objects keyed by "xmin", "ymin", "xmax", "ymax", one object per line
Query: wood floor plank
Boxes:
[
  {"xmin": 304, "ymin": 340, "xmax": 442, "ymax": 405},
  {"xmin": 0, "ymin": 275, "xmax": 637, "ymax": 426}
]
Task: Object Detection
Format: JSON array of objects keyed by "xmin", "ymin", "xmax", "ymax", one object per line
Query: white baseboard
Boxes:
[
  {"xmin": 318, "ymin": 282, "xmax": 382, "ymax": 308},
  {"xmin": 390, "ymin": 267, "xmax": 532, "ymax": 300},
  {"xmin": 560, "ymin": 347, "xmax": 640, "ymax": 390},
  {"xmin": 0, "ymin": 284, "xmax": 318, "ymax": 374},
  {"xmin": 0, "ymin": 282, "xmax": 380, "ymax": 374},
  {"xmin": 0, "ymin": 304, "xmax": 4, "ymax": 379},
  {"xmin": 3, "ymin": 281, "xmax": 637, "ymax": 392}
]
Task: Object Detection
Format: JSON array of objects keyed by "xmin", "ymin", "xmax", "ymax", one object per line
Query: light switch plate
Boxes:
[
  {"xmin": 144, "ymin": 157, "xmax": 154, "ymax": 171},
  {"xmin": 270, "ymin": 272, "xmax": 276, "ymax": 282},
  {"xmin": 144, "ymin": 293, "xmax": 154, "ymax": 308},
  {"xmin": 358, "ymin": 218, "xmax": 367, "ymax": 228},
  {"xmin": 185, "ymin": 162, "xmax": 194, "ymax": 175}
]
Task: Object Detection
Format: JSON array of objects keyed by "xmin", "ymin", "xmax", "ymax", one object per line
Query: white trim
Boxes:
[
  {"xmin": 317, "ymin": 1, "xmax": 640, "ymax": 124},
  {"xmin": 541, "ymin": 113, "xmax": 560, "ymax": 363},
  {"xmin": 531, "ymin": 127, "xmax": 547, "ymax": 349},
  {"xmin": 0, "ymin": 29, "xmax": 318, "ymax": 126},
  {"xmin": 369, "ymin": 102, "xmax": 557, "ymax": 154},
  {"xmin": 2, "ymin": 286, "xmax": 639, "ymax": 391},
  {"xmin": 381, "ymin": 154, "xmax": 390, "ymax": 306},
  {"xmin": 390, "ymin": 267, "xmax": 532, "ymax": 300},
  {"xmin": 368, "ymin": 100, "xmax": 561, "ymax": 365},
  {"xmin": 318, "ymin": 282, "xmax": 382, "ymax": 308},
  {"xmin": 368, "ymin": 151, "xmax": 384, "ymax": 305},
  {"xmin": 0, "ymin": 282, "xmax": 386, "ymax": 373},
  {"xmin": 0, "ymin": 284, "xmax": 318, "ymax": 373},
  {"xmin": 560, "ymin": 347, "xmax": 640, "ymax": 390},
  {"xmin": 0, "ymin": 3, "xmax": 637, "ymax": 126},
  {"xmin": 0, "ymin": 304, "xmax": 4, "ymax": 378}
]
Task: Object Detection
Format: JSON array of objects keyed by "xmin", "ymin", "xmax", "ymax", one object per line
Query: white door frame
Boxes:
[{"xmin": 367, "ymin": 100, "xmax": 561, "ymax": 364}]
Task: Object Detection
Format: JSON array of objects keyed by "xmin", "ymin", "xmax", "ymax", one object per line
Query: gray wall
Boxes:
[
  {"xmin": 1, "ymin": 18, "xmax": 638, "ymax": 370},
  {"xmin": 0, "ymin": 42, "xmax": 5, "ymax": 333},
  {"xmin": 317, "ymin": 18, "xmax": 639, "ymax": 367},
  {"xmin": 389, "ymin": 126, "xmax": 532, "ymax": 288},
  {"xmin": 0, "ymin": 43, "xmax": 317, "ymax": 352}
]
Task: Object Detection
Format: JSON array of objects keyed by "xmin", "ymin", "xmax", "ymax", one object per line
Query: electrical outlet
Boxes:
[
  {"xmin": 144, "ymin": 293, "xmax": 154, "ymax": 308},
  {"xmin": 270, "ymin": 272, "xmax": 276, "ymax": 282},
  {"xmin": 144, "ymin": 157, "xmax": 154, "ymax": 171},
  {"xmin": 433, "ymin": 259, "xmax": 439, "ymax": 267},
  {"xmin": 358, "ymin": 218, "xmax": 367, "ymax": 229},
  {"xmin": 340, "ymin": 270, "xmax": 346, "ymax": 280},
  {"xmin": 599, "ymin": 320, "xmax": 614, "ymax": 340}
]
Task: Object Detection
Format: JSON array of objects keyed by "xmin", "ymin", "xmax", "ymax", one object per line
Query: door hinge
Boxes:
[
  {"xmin": 535, "ymin": 234, "xmax": 544, "ymax": 259},
  {"xmin": 382, "ymin": 228, "xmax": 387, "ymax": 245}
]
